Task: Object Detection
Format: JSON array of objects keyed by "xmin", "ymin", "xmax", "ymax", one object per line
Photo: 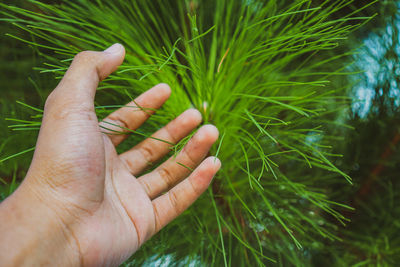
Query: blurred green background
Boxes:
[{"xmin": 1, "ymin": 0, "xmax": 400, "ymax": 266}]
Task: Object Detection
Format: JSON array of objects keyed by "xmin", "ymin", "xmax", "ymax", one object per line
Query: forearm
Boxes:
[{"xmin": 0, "ymin": 185, "xmax": 80, "ymax": 266}]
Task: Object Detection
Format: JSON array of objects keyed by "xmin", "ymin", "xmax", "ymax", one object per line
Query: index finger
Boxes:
[{"xmin": 99, "ymin": 83, "xmax": 171, "ymax": 146}]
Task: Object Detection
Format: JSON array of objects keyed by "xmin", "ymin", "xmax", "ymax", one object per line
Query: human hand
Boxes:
[{"xmin": 0, "ymin": 44, "xmax": 220, "ymax": 266}]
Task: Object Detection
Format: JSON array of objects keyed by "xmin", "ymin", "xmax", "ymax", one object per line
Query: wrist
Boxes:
[{"xmin": 0, "ymin": 182, "xmax": 81, "ymax": 266}]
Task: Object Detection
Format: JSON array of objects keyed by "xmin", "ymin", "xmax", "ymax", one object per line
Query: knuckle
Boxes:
[
  {"xmin": 182, "ymin": 148, "xmax": 197, "ymax": 167},
  {"xmin": 189, "ymin": 177, "xmax": 201, "ymax": 196},
  {"xmin": 158, "ymin": 167, "xmax": 175, "ymax": 189},
  {"xmin": 168, "ymin": 190, "xmax": 180, "ymax": 215},
  {"xmin": 164, "ymin": 126, "xmax": 178, "ymax": 144},
  {"xmin": 44, "ymin": 90, "xmax": 57, "ymax": 111},
  {"xmin": 152, "ymin": 202, "xmax": 162, "ymax": 232},
  {"xmin": 44, "ymin": 91, "xmax": 93, "ymax": 119},
  {"xmin": 140, "ymin": 179, "xmax": 152, "ymax": 196},
  {"xmin": 73, "ymin": 50, "xmax": 95, "ymax": 63},
  {"xmin": 139, "ymin": 145, "xmax": 154, "ymax": 163},
  {"xmin": 121, "ymin": 156, "xmax": 136, "ymax": 173},
  {"xmin": 48, "ymin": 104, "xmax": 87, "ymax": 121},
  {"xmin": 107, "ymin": 114, "xmax": 131, "ymax": 131}
]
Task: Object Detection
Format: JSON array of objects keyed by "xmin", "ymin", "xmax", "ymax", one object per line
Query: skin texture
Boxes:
[{"xmin": 0, "ymin": 44, "xmax": 220, "ymax": 266}]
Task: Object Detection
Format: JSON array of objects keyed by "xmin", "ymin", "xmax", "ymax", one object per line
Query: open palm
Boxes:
[{"xmin": 22, "ymin": 44, "xmax": 220, "ymax": 266}]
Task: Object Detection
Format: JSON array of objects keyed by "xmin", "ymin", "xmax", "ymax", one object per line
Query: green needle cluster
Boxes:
[{"xmin": 0, "ymin": 0, "xmax": 376, "ymax": 265}]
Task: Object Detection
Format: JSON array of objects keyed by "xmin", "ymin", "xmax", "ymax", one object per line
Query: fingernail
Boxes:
[{"xmin": 104, "ymin": 43, "xmax": 122, "ymax": 54}]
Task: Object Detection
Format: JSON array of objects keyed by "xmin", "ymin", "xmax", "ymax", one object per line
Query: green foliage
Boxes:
[
  {"xmin": 0, "ymin": 4, "xmax": 56, "ymax": 198},
  {"xmin": 0, "ymin": 0, "xmax": 378, "ymax": 265},
  {"xmin": 320, "ymin": 8, "xmax": 400, "ymax": 264}
]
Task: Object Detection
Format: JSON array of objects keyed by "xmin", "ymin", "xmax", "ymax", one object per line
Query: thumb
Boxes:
[
  {"xmin": 45, "ymin": 43, "xmax": 125, "ymax": 112},
  {"xmin": 24, "ymin": 44, "xmax": 125, "ymax": 201}
]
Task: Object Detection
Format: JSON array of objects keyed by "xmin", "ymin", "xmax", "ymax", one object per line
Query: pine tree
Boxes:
[{"xmin": 0, "ymin": 0, "xmax": 383, "ymax": 266}]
